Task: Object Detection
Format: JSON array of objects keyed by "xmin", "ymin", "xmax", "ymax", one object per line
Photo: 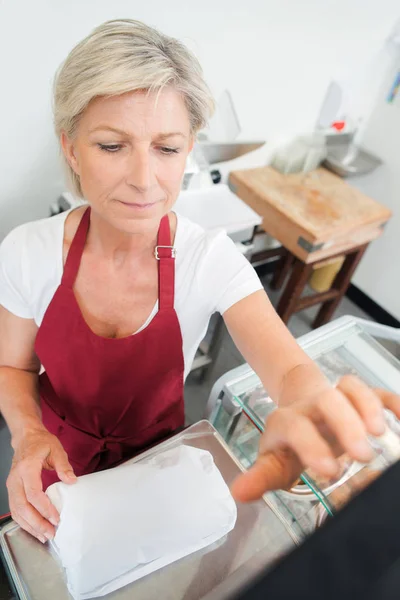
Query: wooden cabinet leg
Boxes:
[
  {"xmin": 276, "ymin": 259, "xmax": 313, "ymax": 325},
  {"xmin": 313, "ymin": 244, "xmax": 368, "ymax": 329},
  {"xmin": 270, "ymin": 250, "xmax": 295, "ymax": 290}
]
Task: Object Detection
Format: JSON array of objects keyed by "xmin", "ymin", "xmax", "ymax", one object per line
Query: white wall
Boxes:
[
  {"xmin": 0, "ymin": 0, "xmax": 399, "ymax": 239},
  {"xmin": 350, "ymin": 57, "xmax": 400, "ymax": 321}
]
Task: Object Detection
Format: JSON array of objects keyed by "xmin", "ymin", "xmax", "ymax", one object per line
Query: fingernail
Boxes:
[
  {"xmin": 50, "ymin": 517, "xmax": 59, "ymax": 527},
  {"xmin": 66, "ymin": 470, "xmax": 77, "ymax": 480},
  {"xmin": 351, "ymin": 439, "xmax": 374, "ymax": 462},
  {"xmin": 44, "ymin": 532, "xmax": 54, "ymax": 541},
  {"xmin": 38, "ymin": 535, "xmax": 47, "ymax": 544}
]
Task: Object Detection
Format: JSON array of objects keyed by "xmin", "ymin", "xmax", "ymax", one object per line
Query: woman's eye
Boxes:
[
  {"xmin": 98, "ymin": 144, "xmax": 122, "ymax": 153},
  {"xmin": 159, "ymin": 147, "xmax": 180, "ymax": 155}
]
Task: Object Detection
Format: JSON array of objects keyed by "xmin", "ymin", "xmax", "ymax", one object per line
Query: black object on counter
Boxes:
[
  {"xmin": 231, "ymin": 459, "xmax": 400, "ymax": 600},
  {"xmin": 210, "ymin": 170, "xmax": 222, "ymax": 184}
]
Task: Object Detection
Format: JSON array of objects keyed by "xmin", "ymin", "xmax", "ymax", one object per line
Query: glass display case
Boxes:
[{"xmin": 207, "ymin": 316, "xmax": 400, "ymax": 538}]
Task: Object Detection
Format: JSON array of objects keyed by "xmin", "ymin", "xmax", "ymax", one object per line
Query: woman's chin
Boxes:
[{"xmin": 107, "ymin": 201, "xmax": 169, "ymax": 232}]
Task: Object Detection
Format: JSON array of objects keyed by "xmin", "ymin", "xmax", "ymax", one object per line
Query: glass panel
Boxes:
[
  {"xmin": 314, "ymin": 347, "xmax": 365, "ymax": 385},
  {"xmin": 212, "ymin": 400, "xmax": 333, "ymax": 539},
  {"xmin": 305, "ymin": 323, "xmax": 400, "ymax": 392},
  {"xmin": 301, "ymin": 410, "xmax": 400, "ymax": 523},
  {"xmin": 212, "ymin": 399, "xmax": 235, "ymax": 441},
  {"xmin": 211, "ymin": 319, "xmax": 400, "ymax": 533},
  {"xmin": 227, "ymin": 372, "xmax": 262, "ymax": 401},
  {"xmin": 374, "ymin": 337, "xmax": 400, "ymax": 361}
]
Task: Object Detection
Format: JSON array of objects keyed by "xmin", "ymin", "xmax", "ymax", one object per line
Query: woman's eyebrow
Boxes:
[
  {"xmin": 155, "ymin": 132, "xmax": 187, "ymax": 140},
  {"xmin": 88, "ymin": 125, "xmax": 129, "ymax": 135},
  {"xmin": 88, "ymin": 125, "xmax": 187, "ymax": 139}
]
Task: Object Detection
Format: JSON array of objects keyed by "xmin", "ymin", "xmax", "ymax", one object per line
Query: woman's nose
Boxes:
[{"xmin": 126, "ymin": 149, "xmax": 154, "ymax": 191}]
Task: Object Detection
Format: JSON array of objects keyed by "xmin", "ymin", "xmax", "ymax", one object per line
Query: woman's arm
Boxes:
[
  {"xmin": 223, "ymin": 290, "xmax": 400, "ymax": 501},
  {"xmin": 0, "ymin": 307, "xmax": 43, "ymax": 441},
  {"xmin": 0, "ymin": 306, "xmax": 76, "ymax": 541},
  {"xmin": 223, "ymin": 290, "xmax": 328, "ymax": 404}
]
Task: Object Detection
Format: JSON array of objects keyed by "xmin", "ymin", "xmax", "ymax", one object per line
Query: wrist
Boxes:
[
  {"xmin": 11, "ymin": 418, "xmax": 47, "ymax": 450},
  {"xmin": 278, "ymin": 363, "xmax": 330, "ymax": 407}
]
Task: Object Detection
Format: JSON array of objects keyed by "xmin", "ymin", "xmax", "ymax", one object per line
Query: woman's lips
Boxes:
[{"xmin": 117, "ymin": 200, "xmax": 158, "ymax": 210}]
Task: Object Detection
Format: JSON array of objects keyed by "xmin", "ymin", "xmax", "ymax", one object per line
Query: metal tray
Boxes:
[{"xmin": 0, "ymin": 420, "xmax": 297, "ymax": 600}]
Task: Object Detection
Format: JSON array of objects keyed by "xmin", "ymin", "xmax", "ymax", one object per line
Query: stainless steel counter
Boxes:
[{"xmin": 0, "ymin": 421, "xmax": 296, "ymax": 600}]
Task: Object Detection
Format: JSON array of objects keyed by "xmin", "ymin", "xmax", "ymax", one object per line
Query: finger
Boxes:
[
  {"xmin": 14, "ymin": 513, "xmax": 47, "ymax": 544},
  {"xmin": 8, "ymin": 476, "xmax": 55, "ymax": 540},
  {"xmin": 259, "ymin": 411, "xmax": 338, "ymax": 477},
  {"xmin": 374, "ymin": 388, "xmax": 400, "ymax": 420},
  {"xmin": 20, "ymin": 459, "xmax": 60, "ymax": 527},
  {"xmin": 46, "ymin": 446, "xmax": 77, "ymax": 484},
  {"xmin": 337, "ymin": 375, "xmax": 385, "ymax": 435},
  {"xmin": 231, "ymin": 450, "xmax": 302, "ymax": 502},
  {"xmin": 317, "ymin": 389, "xmax": 374, "ymax": 462}
]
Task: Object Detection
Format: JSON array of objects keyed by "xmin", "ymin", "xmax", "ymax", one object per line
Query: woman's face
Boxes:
[{"xmin": 61, "ymin": 88, "xmax": 193, "ymax": 233}]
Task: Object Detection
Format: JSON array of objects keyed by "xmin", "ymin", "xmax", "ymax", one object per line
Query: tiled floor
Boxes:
[{"xmin": 184, "ymin": 272, "xmax": 372, "ymax": 425}]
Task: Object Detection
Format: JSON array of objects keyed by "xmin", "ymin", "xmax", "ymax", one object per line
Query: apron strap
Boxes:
[
  {"xmin": 62, "ymin": 207, "xmax": 91, "ymax": 288},
  {"xmin": 156, "ymin": 214, "xmax": 176, "ymax": 310}
]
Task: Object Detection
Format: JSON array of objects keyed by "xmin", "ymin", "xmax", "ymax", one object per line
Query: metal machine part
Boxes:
[
  {"xmin": 323, "ymin": 132, "xmax": 382, "ymax": 177},
  {"xmin": 198, "ymin": 142, "xmax": 265, "ymax": 165}
]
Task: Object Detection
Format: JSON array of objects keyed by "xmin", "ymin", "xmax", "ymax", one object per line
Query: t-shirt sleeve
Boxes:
[
  {"xmin": 0, "ymin": 226, "xmax": 33, "ymax": 318},
  {"xmin": 196, "ymin": 230, "xmax": 263, "ymax": 315}
]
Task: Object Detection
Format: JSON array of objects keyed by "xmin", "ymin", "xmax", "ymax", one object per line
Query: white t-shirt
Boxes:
[{"xmin": 0, "ymin": 210, "xmax": 262, "ymax": 379}]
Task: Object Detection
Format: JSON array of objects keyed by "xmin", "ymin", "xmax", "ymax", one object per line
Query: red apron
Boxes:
[{"xmin": 35, "ymin": 207, "xmax": 185, "ymax": 490}]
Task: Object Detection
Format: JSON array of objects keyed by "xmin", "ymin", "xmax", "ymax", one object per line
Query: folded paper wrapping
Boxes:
[{"xmin": 46, "ymin": 445, "xmax": 237, "ymax": 600}]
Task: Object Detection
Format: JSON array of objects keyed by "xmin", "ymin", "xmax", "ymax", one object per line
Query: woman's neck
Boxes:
[{"xmin": 87, "ymin": 209, "xmax": 162, "ymax": 265}]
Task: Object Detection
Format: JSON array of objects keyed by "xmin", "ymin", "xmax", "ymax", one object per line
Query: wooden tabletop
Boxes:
[{"xmin": 229, "ymin": 166, "xmax": 392, "ymax": 262}]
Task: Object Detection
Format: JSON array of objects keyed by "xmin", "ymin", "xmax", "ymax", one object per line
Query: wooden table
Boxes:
[{"xmin": 229, "ymin": 167, "xmax": 392, "ymax": 328}]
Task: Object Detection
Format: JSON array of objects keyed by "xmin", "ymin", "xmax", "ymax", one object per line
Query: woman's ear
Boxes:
[{"xmin": 60, "ymin": 131, "xmax": 80, "ymax": 175}]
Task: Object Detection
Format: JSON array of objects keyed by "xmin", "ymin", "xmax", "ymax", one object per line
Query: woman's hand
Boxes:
[
  {"xmin": 231, "ymin": 376, "xmax": 400, "ymax": 502},
  {"xmin": 6, "ymin": 427, "xmax": 76, "ymax": 543}
]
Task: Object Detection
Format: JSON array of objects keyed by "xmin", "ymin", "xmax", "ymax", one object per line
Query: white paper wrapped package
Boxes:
[{"xmin": 46, "ymin": 445, "xmax": 237, "ymax": 600}]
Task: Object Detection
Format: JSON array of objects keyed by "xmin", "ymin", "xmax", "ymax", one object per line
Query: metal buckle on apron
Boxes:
[{"xmin": 154, "ymin": 245, "xmax": 177, "ymax": 260}]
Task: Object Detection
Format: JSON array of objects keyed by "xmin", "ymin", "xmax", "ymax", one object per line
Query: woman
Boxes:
[{"xmin": 0, "ymin": 19, "xmax": 398, "ymax": 545}]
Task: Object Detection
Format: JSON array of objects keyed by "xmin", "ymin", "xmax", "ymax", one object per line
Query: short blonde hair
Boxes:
[{"xmin": 54, "ymin": 19, "xmax": 215, "ymax": 197}]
